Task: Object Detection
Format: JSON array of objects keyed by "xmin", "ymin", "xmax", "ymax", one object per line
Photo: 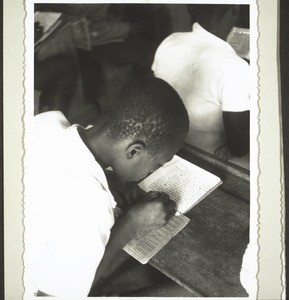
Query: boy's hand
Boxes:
[
  {"xmin": 90, "ymin": 192, "xmax": 175, "ymax": 292},
  {"xmin": 214, "ymin": 143, "xmax": 232, "ymax": 161},
  {"xmin": 125, "ymin": 192, "xmax": 176, "ymax": 235}
]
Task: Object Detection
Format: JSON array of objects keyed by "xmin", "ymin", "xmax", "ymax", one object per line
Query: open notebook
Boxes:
[{"xmin": 124, "ymin": 155, "xmax": 222, "ymax": 264}]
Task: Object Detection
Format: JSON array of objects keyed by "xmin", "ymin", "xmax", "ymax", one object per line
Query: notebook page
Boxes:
[
  {"xmin": 124, "ymin": 214, "xmax": 190, "ymax": 264},
  {"xmin": 138, "ymin": 156, "xmax": 222, "ymax": 214}
]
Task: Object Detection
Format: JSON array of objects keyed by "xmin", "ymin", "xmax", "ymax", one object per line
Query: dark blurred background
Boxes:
[{"xmin": 34, "ymin": 4, "xmax": 249, "ymax": 125}]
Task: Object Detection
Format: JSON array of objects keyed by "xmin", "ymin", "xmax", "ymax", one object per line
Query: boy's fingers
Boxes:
[
  {"xmin": 166, "ymin": 209, "xmax": 177, "ymax": 221},
  {"xmin": 147, "ymin": 191, "xmax": 162, "ymax": 200},
  {"xmin": 167, "ymin": 200, "xmax": 176, "ymax": 210},
  {"xmin": 161, "ymin": 193, "xmax": 171, "ymax": 202},
  {"xmin": 163, "ymin": 200, "xmax": 176, "ymax": 214},
  {"xmin": 147, "ymin": 191, "xmax": 171, "ymax": 200}
]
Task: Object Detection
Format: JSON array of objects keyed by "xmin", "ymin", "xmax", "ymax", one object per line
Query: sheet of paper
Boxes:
[
  {"xmin": 124, "ymin": 214, "xmax": 190, "ymax": 264},
  {"xmin": 138, "ymin": 156, "xmax": 222, "ymax": 214},
  {"xmin": 34, "ymin": 12, "xmax": 62, "ymax": 33}
]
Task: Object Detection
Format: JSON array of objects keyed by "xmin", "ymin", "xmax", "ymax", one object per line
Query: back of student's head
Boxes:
[{"xmin": 106, "ymin": 77, "xmax": 189, "ymax": 155}]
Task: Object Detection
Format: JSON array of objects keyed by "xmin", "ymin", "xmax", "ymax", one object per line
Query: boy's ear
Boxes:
[{"xmin": 126, "ymin": 142, "xmax": 145, "ymax": 159}]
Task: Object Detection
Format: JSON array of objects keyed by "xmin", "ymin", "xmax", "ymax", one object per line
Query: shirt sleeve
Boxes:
[
  {"xmin": 240, "ymin": 242, "xmax": 258, "ymax": 295},
  {"xmin": 220, "ymin": 57, "xmax": 250, "ymax": 112},
  {"xmin": 35, "ymin": 180, "xmax": 115, "ymax": 297}
]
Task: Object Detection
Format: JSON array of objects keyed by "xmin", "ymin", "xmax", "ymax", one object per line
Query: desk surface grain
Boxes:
[{"xmin": 150, "ymin": 188, "xmax": 249, "ymax": 297}]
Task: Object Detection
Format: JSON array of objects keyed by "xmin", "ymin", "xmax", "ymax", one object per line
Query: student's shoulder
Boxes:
[
  {"xmin": 221, "ymin": 52, "xmax": 250, "ymax": 77},
  {"xmin": 34, "ymin": 110, "xmax": 71, "ymax": 132},
  {"xmin": 218, "ymin": 43, "xmax": 249, "ymax": 66},
  {"xmin": 158, "ymin": 32, "xmax": 192, "ymax": 51},
  {"xmin": 206, "ymin": 46, "xmax": 249, "ymax": 74}
]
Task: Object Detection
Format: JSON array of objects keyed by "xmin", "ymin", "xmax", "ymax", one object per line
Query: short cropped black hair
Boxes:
[{"xmin": 106, "ymin": 77, "xmax": 189, "ymax": 154}]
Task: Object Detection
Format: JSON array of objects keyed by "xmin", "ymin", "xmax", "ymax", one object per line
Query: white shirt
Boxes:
[
  {"xmin": 152, "ymin": 23, "xmax": 250, "ymax": 152},
  {"xmin": 29, "ymin": 111, "xmax": 116, "ymax": 297},
  {"xmin": 240, "ymin": 242, "xmax": 258, "ymax": 296}
]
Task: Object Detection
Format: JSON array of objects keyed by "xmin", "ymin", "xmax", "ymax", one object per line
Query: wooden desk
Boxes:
[{"xmin": 149, "ymin": 143, "xmax": 250, "ymax": 297}]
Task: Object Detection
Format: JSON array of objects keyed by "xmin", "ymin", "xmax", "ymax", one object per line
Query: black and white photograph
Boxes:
[
  {"xmin": 21, "ymin": 1, "xmax": 259, "ymax": 298},
  {"xmin": 2, "ymin": 0, "xmax": 287, "ymax": 298}
]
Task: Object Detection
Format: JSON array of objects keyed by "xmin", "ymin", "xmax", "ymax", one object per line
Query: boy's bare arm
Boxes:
[
  {"xmin": 222, "ymin": 111, "xmax": 250, "ymax": 157},
  {"xmin": 89, "ymin": 193, "xmax": 176, "ymax": 296}
]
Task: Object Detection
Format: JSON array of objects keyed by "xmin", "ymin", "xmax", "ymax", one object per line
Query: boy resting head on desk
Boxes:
[{"xmin": 29, "ymin": 76, "xmax": 189, "ymax": 297}]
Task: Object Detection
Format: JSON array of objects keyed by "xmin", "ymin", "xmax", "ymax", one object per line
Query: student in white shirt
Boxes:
[
  {"xmin": 152, "ymin": 5, "xmax": 250, "ymax": 159},
  {"xmin": 28, "ymin": 76, "xmax": 189, "ymax": 297},
  {"xmin": 152, "ymin": 6, "xmax": 252, "ymax": 294}
]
